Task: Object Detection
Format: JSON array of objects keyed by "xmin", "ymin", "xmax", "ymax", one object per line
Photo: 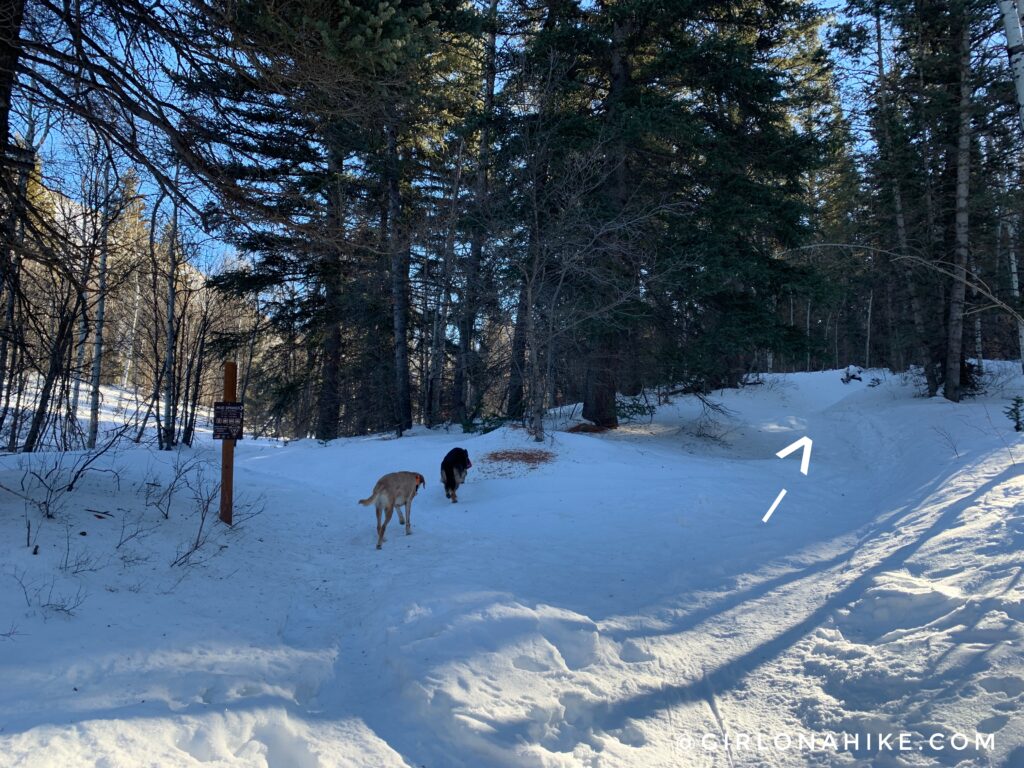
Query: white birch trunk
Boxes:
[
  {"xmin": 1008, "ymin": 218, "xmax": 1024, "ymax": 372},
  {"xmin": 999, "ymin": 0, "xmax": 1024, "ymax": 134},
  {"xmin": 999, "ymin": 2, "xmax": 1024, "ymax": 374},
  {"xmin": 968, "ymin": 252, "xmax": 983, "ymax": 373},
  {"xmin": 121, "ymin": 270, "xmax": 141, "ymax": 391}
]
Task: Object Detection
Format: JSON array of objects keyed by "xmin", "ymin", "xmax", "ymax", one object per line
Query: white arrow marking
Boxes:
[
  {"xmin": 776, "ymin": 436, "xmax": 813, "ymax": 476},
  {"xmin": 762, "ymin": 488, "xmax": 787, "ymax": 523}
]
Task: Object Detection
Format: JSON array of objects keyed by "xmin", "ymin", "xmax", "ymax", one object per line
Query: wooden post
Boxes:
[{"xmin": 220, "ymin": 361, "xmax": 237, "ymax": 525}]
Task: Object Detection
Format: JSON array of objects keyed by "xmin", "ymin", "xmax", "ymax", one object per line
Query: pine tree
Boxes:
[
  {"xmin": 497, "ymin": 0, "xmax": 828, "ymax": 428},
  {"xmin": 180, "ymin": 0, "xmax": 474, "ymax": 438}
]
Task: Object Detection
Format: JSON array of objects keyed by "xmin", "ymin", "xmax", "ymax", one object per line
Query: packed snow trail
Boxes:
[{"xmin": 0, "ymin": 368, "xmax": 1021, "ymax": 766}]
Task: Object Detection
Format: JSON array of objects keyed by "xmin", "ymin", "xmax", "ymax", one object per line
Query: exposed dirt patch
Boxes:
[
  {"xmin": 566, "ymin": 423, "xmax": 612, "ymax": 434},
  {"xmin": 483, "ymin": 449, "xmax": 555, "ymax": 466},
  {"xmin": 477, "ymin": 449, "xmax": 555, "ymax": 479}
]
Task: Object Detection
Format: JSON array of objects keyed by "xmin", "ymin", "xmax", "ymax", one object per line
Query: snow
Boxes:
[{"xmin": 2, "ymin": 366, "xmax": 1023, "ymax": 767}]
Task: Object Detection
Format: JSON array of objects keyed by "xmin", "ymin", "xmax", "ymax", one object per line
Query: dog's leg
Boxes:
[
  {"xmin": 378, "ymin": 505, "xmax": 394, "ymax": 549},
  {"xmin": 451, "ymin": 486, "xmax": 458, "ymax": 504},
  {"xmin": 375, "ymin": 507, "xmax": 383, "ymax": 550},
  {"xmin": 405, "ymin": 499, "xmax": 412, "ymax": 535},
  {"xmin": 397, "ymin": 505, "xmax": 406, "ymax": 526}
]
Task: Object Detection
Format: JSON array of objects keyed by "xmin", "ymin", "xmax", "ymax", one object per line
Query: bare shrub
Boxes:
[
  {"xmin": 58, "ymin": 524, "xmax": 102, "ymax": 575},
  {"xmin": 171, "ymin": 469, "xmax": 264, "ymax": 568},
  {"xmin": 2, "ymin": 433, "xmax": 125, "ymax": 521},
  {"xmin": 10, "ymin": 568, "xmax": 88, "ymax": 616},
  {"xmin": 931, "ymin": 425, "xmax": 961, "ymax": 459},
  {"xmin": 171, "ymin": 466, "xmax": 218, "ymax": 567},
  {"xmin": 116, "ymin": 508, "xmax": 156, "ymax": 550},
  {"xmin": 142, "ymin": 451, "xmax": 203, "ymax": 519}
]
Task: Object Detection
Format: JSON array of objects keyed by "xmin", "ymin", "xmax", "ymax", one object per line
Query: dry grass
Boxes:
[{"xmin": 483, "ymin": 449, "xmax": 556, "ymax": 467}]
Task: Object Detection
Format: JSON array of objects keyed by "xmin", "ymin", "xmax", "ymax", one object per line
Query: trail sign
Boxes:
[
  {"xmin": 218, "ymin": 362, "xmax": 239, "ymax": 526},
  {"xmin": 213, "ymin": 402, "xmax": 244, "ymax": 440}
]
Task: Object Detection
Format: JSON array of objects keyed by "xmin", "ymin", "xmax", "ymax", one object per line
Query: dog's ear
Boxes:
[{"xmin": 417, "ymin": 473, "xmax": 425, "ymax": 487}]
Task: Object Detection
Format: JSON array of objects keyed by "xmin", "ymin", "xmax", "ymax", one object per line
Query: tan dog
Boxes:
[{"xmin": 358, "ymin": 471, "xmax": 426, "ymax": 549}]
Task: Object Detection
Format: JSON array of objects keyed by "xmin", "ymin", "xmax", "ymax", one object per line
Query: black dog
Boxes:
[{"xmin": 440, "ymin": 448, "xmax": 472, "ymax": 503}]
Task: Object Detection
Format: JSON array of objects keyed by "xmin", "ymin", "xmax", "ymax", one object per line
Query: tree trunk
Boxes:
[
  {"xmin": 316, "ymin": 299, "xmax": 343, "ymax": 440},
  {"xmin": 0, "ymin": 155, "xmax": 29, "ymax": 415},
  {"xmin": 0, "ymin": 260, "xmax": 16, "ymax": 433},
  {"xmin": 182, "ymin": 308, "xmax": 209, "ymax": 446},
  {"xmin": 385, "ymin": 122, "xmax": 412, "ymax": 433},
  {"xmin": 874, "ymin": 7, "xmax": 940, "ymax": 396},
  {"xmin": 120, "ymin": 270, "xmax": 141, "ymax": 390},
  {"xmin": 427, "ymin": 141, "xmax": 464, "ymax": 427},
  {"xmin": 314, "ymin": 151, "xmax": 346, "ymax": 441},
  {"xmin": 525, "ymin": 283, "xmax": 545, "ymax": 441},
  {"xmin": 805, "ymin": 299, "xmax": 811, "ymax": 370},
  {"xmin": 864, "ymin": 289, "xmax": 873, "ymax": 368},
  {"xmin": 999, "ymin": 0, "xmax": 1024, "ymax": 135},
  {"xmin": 885, "ymin": 281, "xmax": 903, "ymax": 371},
  {"xmin": 161, "ymin": 198, "xmax": 178, "ymax": 448},
  {"xmin": 582, "ymin": 357, "xmax": 617, "ymax": 428},
  {"xmin": 505, "ymin": 279, "xmax": 529, "ymax": 419},
  {"xmin": 944, "ymin": 23, "xmax": 972, "ymax": 403},
  {"xmin": 455, "ymin": 0, "xmax": 498, "ymax": 426},
  {"xmin": 582, "ymin": 12, "xmax": 630, "ymax": 429},
  {"xmin": 968, "ymin": 251, "xmax": 982, "ymax": 373},
  {"xmin": 1008, "ymin": 218, "xmax": 1024, "ymax": 372},
  {"xmin": 0, "ymin": 0, "xmax": 26, "ymax": 149},
  {"xmin": 87, "ymin": 194, "xmax": 111, "ymax": 449},
  {"xmin": 70, "ymin": 307, "xmax": 88, "ymax": 416},
  {"xmin": 134, "ymin": 384, "xmax": 159, "ymax": 444},
  {"xmin": 23, "ymin": 303, "xmax": 80, "ymax": 453},
  {"xmin": 171, "ymin": 311, "xmax": 188, "ymax": 443},
  {"xmin": 2, "ymin": 344, "xmax": 22, "ymax": 448},
  {"xmin": 238, "ymin": 298, "xmax": 260, "ymax": 404}
]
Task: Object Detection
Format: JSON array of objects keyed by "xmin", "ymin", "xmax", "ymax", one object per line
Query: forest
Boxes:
[{"xmin": 2, "ymin": 0, "xmax": 1023, "ymax": 448}]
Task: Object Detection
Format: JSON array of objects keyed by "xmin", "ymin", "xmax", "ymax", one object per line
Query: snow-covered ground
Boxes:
[{"xmin": 1, "ymin": 367, "xmax": 1023, "ymax": 767}]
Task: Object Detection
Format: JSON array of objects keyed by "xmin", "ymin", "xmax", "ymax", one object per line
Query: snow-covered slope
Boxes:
[{"xmin": 1, "ymin": 368, "xmax": 1022, "ymax": 767}]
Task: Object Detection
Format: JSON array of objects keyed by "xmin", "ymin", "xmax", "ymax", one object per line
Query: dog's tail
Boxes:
[{"xmin": 358, "ymin": 494, "xmax": 375, "ymax": 506}]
